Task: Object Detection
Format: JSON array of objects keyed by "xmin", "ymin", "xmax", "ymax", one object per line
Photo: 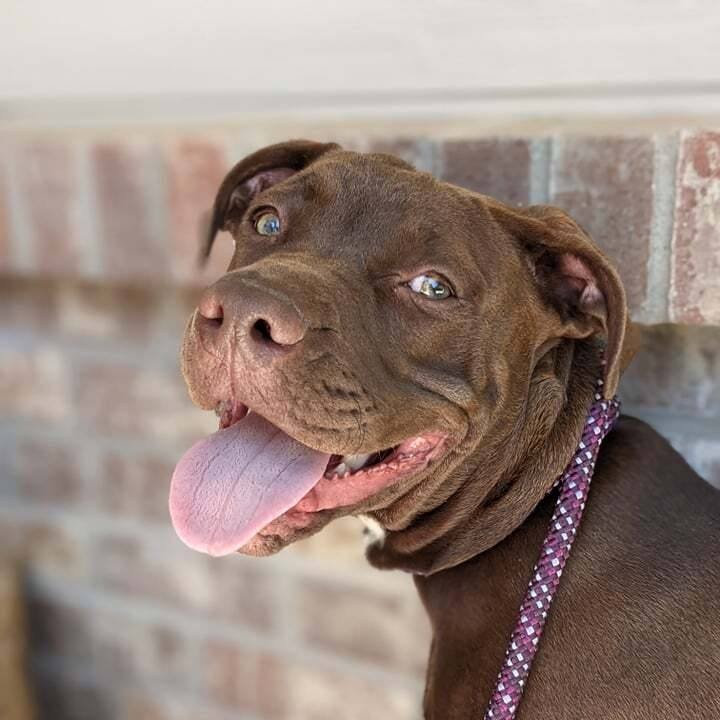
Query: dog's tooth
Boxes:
[
  {"xmin": 333, "ymin": 462, "xmax": 349, "ymax": 477},
  {"xmin": 342, "ymin": 453, "xmax": 372, "ymax": 471}
]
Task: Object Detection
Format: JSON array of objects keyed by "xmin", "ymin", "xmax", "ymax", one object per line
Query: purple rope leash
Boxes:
[{"xmin": 484, "ymin": 381, "xmax": 620, "ymax": 720}]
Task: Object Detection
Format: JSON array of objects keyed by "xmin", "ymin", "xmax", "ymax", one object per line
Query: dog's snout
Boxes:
[{"xmin": 196, "ymin": 277, "xmax": 306, "ymax": 357}]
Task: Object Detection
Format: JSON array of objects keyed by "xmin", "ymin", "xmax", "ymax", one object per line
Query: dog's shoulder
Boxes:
[{"xmin": 583, "ymin": 413, "xmax": 720, "ymax": 586}]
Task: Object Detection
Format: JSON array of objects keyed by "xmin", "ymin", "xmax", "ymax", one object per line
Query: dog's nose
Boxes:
[{"xmin": 196, "ymin": 277, "xmax": 307, "ymax": 356}]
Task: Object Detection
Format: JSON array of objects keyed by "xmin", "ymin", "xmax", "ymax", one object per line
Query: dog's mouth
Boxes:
[{"xmin": 169, "ymin": 400, "xmax": 448, "ymax": 557}]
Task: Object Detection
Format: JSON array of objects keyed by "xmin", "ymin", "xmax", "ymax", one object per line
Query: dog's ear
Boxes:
[
  {"xmin": 491, "ymin": 203, "xmax": 628, "ymax": 398},
  {"xmin": 201, "ymin": 139, "xmax": 340, "ymax": 263}
]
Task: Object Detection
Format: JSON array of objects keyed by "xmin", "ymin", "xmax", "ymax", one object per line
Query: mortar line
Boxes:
[
  {"xmin": 416, "ymin": 137, "xmax": 439, "ymax": 175},
  {"xmin": 3, "ymin": 141, "xmax": 35, "ymax": 271},
  {"xmin": 74, "ymin": 139, "xmax": 103, "ymax": 277},
  {"xmin": 529, "ymin": 137, "xmax": 551, "ymax": 205},
  {"xmin": 645, "ymin": 131, "xmax": 680, "ymax": 323}
]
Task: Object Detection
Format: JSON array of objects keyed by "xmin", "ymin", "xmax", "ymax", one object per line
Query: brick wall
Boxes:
[{"xmin": 0, "ymin": 126, "xmax": 718, "ymax": 720}]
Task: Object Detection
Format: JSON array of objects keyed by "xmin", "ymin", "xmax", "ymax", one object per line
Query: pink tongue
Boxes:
[{"xmin": 169, "ymin": 412, "xmax": 330, "ymax": 556}]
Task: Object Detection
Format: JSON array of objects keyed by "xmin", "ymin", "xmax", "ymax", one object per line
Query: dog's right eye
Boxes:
[
  {"xmin": 254, "ymin": 211, "xmax": 282, "ymax": 236},
  {"xmin": 408, "ymin": 273, "xmax": 454, "ymax": 300}
]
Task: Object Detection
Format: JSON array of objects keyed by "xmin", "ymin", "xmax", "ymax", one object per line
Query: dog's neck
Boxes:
[{"xmin": 366, "ymin": 340, "xmax": 602, "ymax": 575}]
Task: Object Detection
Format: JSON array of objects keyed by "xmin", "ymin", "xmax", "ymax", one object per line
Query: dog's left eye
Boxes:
[
  {"xmin": 254, "ymin": 211, "xmax": 281, "ymax": 236},
  {"xmin": 408, "ymin": 273, "xmax": 454, "ymax": 300}
]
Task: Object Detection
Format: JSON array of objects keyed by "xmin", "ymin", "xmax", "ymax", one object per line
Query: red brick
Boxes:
[
  {"xmin": 440, "ymin": 138, "xmax": 531, "ymax": 206},
  {"xmin": 28, "ymin": 598, "xmax": 93, "ymax": 660},
  {"xmin": 90, "ymin": 609, "xmax": 194, "ymax": 686},
  {"xmin": 277, "ymin": 658, "xmax": 422, "ymax": 720},
  {"xmin": 0, "ymin": 277, "xmax": 164, "ymax": 346},
  {"xmin": 118, "ymin": 692, "xmax": 200, "ymax": 720},
  {"xmin": 0, "ymin": 149, "xmax": 10, "ymax": 271},
  {"xmin": 15, "ymin": 140, "xmax": 81, "ymax": 274},
  {"xmin": 34, "ymin": 674, "xmax": 114, "ymax": 720},
  {"xmin": 90, "ymin": 532, "xmax": 275, "ymax": 631},
  {"xmin": 146, "ymin": 285, "xmax": 202, "ymax": 349},
  {"xmin": 119, "ymin": 693, "xmax": 176, "ymax": 720},
  {"xmin": 92, "ymin": 141, "xmax": 169, "ymax": 281},
  {"xmin": 294, "ymin": 578, "xmax": 429, "ymax": 674},
  {"xmin": 23, "ymin": 520, "xmax": 89, "ymax": 581},
  {"xmin": 137, "ymin": 623, "xmax": 194, "ymax": 684},
  {"xmin": 202, "ymin": 639, "xmax": 283, "ymax": 717},
  {"xmin": 620, "ymin": 325, "xmax": 720, "ymax": 418},
  {"xmin": 0, "ymin": 346, "xmax": 71, "ymax": 422},
  {"xmin": 671, "ymin": 131, "xmax": 720, "ymax": 324},
  {"xmin": 550, "ymin": 136, "xmax": 655, "ymax": 315},
  {"xmin": 90, "ymin": 608, "xmax": 138, "ymax": 680},
  {"xmin": 0, "ymin": 559, "xmax": 26, "ymax": 628},
  {"xmin": 72, "ymin": 360, "xmax": 213, "ymax": 441},
  {"xmin": 165, "ymin": 138, "xmax": 232, "ymax": 285},
  {"xmin": 92, "ymin": 534, "xmax": 144, "ymax": 594},
  {"xmin": 92, "ymin": 532, "xmax": 213, "ymax": 610},
  {"xmin": 14, "ymin": 436, "xmax": 83, "ymax": 505},
  {"xmin": 368, "ymin": 138, "xmax": 436, "ymax": 173},
  {"xmin": 56, "ymin": 282, "xmax": 155, "ymax": 341},
  {"xmin": 0, "ymin": 513, "xmax": 28, "ymax": 561},
  {"xmin": 209, "ymin": 556, "xmax": 277, "ymax": 630},
  {"xmin": 97, "ymin": 450, "xmax": 174, "ymax": 522},
  {"xmin": 56, "ymin": 282, "xmax": 197, "ymax": 349},
  {"xmin": 0, "ymin": 276, "xmax": 59, "ymax": 332}
]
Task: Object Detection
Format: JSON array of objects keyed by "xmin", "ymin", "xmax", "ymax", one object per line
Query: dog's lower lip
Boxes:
[{"xmin": 293, "ymin": 430, "xmax": 448, "ymax": 514}]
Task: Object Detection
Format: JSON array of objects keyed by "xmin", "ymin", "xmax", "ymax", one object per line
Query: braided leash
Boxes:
[{"xmin": 484, "ymin": 382, "xmax": 621, "ymax": 719}]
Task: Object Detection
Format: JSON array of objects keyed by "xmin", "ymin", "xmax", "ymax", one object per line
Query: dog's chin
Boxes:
[{"xmin": 238, "ymin": 510, "xmax": 334, "ymax": 556}]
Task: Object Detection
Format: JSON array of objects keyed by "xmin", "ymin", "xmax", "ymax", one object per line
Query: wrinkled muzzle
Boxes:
[{"xmin": 169, "ymin": 263, "xmax": 451, "ymax": 557}]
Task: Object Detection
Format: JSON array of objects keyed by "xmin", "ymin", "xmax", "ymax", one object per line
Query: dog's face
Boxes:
[{"xmin": 169, "ymin": 140, "xmax": 626, "ymax": 560}]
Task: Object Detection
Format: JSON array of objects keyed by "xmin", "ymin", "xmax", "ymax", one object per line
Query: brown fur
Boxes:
[{"xmin": 182, "ymin": 140, "xmax": 720, "ymax": 718}]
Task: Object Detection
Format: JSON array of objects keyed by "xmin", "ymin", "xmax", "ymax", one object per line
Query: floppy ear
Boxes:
[
  {"xmin": 200, "ymin": 139, "xmax": 340, "ymax": 262},
  {"xmin": 491, "ymin": 203, "xmax": 629, "ymax": 398}
]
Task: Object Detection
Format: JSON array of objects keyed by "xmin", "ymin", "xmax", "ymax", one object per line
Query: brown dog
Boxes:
[{"xmin": 169, "ymin": 140, "xmax": 720, "ymax": 718}]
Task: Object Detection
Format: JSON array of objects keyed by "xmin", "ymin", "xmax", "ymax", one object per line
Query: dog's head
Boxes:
[{"xmin": 169, "ymin": 140, "xmax": 629, "ymax": 564}]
